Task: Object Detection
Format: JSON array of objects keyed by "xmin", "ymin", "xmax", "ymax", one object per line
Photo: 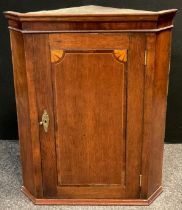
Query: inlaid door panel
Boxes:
[
  {"xmin": 52, "ymin": 50, "xmax": 126, "ymax": 185},
  {"xmin": 38, "ymin": 33, "xmax": 145, "ymax": 199}
]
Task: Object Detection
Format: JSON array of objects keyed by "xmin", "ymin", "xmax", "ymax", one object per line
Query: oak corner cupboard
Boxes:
[{"xmin": 4, "ymin": 5, "xmax": 177, "ymax": 206}]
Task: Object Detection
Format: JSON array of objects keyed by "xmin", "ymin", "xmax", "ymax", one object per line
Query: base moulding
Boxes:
[{"xmin": 21, "ymin": 186, "xmax": 163, "ymax": 206}]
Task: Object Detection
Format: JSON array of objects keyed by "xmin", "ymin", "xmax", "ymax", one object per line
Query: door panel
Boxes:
[
  {"xmin": 51, "ymin": 49, "xmax": 127, "ymax": 198},
  {"xmin": 52, "ymin": 50, "xmax": 126, "ymax": 187},
  {"xmin": 38, "ymin": 33, "xmax": 145, "ymax": 199}
]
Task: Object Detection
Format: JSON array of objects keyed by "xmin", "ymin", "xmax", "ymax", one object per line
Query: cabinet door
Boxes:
[{"xmin": 38, "ymin": 33, "xmax": 146, "ymax": 199}]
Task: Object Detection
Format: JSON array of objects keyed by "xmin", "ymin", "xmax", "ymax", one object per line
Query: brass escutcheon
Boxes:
[{"xmin": 39, "ymin": 110, "xmax": 49, "ymax": 133}]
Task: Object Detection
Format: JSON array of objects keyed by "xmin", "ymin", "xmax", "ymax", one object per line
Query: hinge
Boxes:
[
  {"xmin": 144, "ymin": 50, "xmax": 147, "ymax": 66},
  {"xmin": 139, "ymin": 174, "xmax": 142, "ymax": 187}
]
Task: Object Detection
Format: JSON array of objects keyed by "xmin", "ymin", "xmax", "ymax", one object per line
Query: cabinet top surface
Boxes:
[{"xmin": 5, "ymin": 5, "xmax": 177, "ymax": 17}]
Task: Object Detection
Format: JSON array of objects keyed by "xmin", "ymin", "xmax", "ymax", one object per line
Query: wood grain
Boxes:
[
  {"xmin": 10, "ymin": 31, "xmax": 36, "ymax": 196},
  {"xmin": 21, "ymin": 185, "xmax": 163, "ymax": 205},
  {"xmin": 126, "ymin": 34, "xmax": 145, "ymax": 198},
  {"xmin": 10, "ymin": 31, "xmax": 43, "ymax": 198},
  {"xmin": 141, "ymin": 33, "xmax": 156, "ymax": 198},
  {"xmin": 32, "ymin": 34, "xmax": 58, "ymax": 197},
  {"xmin": 4, "ymin": 7, "xmax": 177, "ymax": 33},
  {"xmin": 49, "ymin": 33, "xmax": 129, "ymax": 50},
  {"xmin": 22, "ymin": 21, "xmax": 157, "ymax": 31},
  {"xmin": 51, "ymin": 49, "xmax": 126, "ymax": 198},
  {"xmin": 5, "ymin": 6, "xmax": 176, "ymax": 205},
  {"xmin": 148, "ymin": 29, "xmax": 172, "ymax": 196}
]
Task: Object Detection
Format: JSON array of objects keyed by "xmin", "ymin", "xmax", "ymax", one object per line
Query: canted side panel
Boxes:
[
  {"xmin": 10, "ymin": 31, "xmax": 42, "ymax": 196},
  {"xmin": 147, "ymin": 30, "xmax": 172, "ymax": 196}
]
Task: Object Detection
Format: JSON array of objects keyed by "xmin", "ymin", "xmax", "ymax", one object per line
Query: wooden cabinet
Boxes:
[{"xmin": 4, "ymin": 5, "xmax": 177, "ymax": 205}]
